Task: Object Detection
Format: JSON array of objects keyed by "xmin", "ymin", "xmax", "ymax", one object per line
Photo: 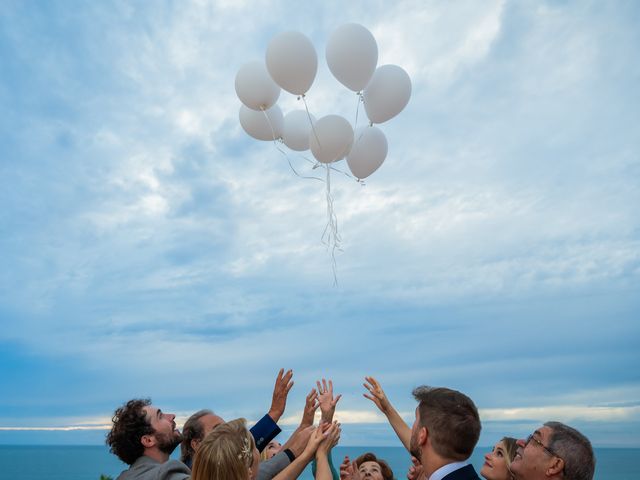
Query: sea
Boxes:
[{"xmin": 0, "ymin": 445, "xmax": 637, "ymax": 480}]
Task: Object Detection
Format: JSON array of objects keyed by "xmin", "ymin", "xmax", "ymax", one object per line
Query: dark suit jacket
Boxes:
[
  {"xmin": 250, "ymin": 413, "xmax": 281, "ymax": 452},
  {"xmin": 442, "ymin": 464, "xmax": 481, "ymax": 480}
]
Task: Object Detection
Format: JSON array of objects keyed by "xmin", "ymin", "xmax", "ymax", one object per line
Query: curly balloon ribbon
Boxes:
[{"xmin": 321, "ymin": 164, "xmax": 342, "ymax": 286}]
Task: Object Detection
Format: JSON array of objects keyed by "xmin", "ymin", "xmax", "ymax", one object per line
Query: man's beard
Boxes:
[
  {"xmin": 409, "ymin": 430, "xmax": 422, "ymax": 463},
  {"xmin": 156, "ymin": 430, "xmax": 183, "ymax": 455}
]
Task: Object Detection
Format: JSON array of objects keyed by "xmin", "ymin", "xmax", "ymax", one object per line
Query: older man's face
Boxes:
[
  {"xmin": 510, "ymin": 426, "xmax": 557, "ymax": 479},
  {"xmin": 200, "ymin": 413, "xmax": 225, "ymax": 437}
]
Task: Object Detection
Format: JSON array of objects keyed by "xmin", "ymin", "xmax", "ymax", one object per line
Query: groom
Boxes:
[{"xmin": 362, "ymin": 377, "xmax": 482, "ymax": 480}]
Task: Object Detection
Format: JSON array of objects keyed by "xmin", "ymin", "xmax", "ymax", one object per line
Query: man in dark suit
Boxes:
[{"xmin": 363, "ymin": 377, "xmax": 482, "ymax": 480}]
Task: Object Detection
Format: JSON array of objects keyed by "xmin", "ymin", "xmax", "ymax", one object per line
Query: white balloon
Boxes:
[
  {"xmin": 363, "ymin": 65, "xmax": 412, "ymax": 124},
  {"xmin": 266, "ymin": 31, "xmax": 317, "ymax": 95},
  {"xmin": 239, "ymin": 104, "xmax": 284, "ymax": 141},
  {"xmin": 309, "ymin": 115, "xmax": 354, "ymax": 164},
  {"xmin": 347, "ymin": 126, "xmax": 388, "ymax": 179},
  {"xmin": 283, "ymin": 110, "xmax": 316, "ymax": 151},
  {"xmin": 326, "ymin": 23, "xmax": 378, "ymax": 92},
  {"xmin": 235, "ymin": 61, "xmax": 281, "ymax": 111}
]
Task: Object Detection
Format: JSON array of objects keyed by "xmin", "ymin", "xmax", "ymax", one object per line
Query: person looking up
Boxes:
[
  {"xmin": 106, "ymin": 398, "xmax": 190, "ymax": 480},
  {"xmin": 480, "ymin": 437, "xmax": 517, "ymax": 480},
  {"xmin": 509, "ymin": 422, "xmax": 595, "ymax": 480}
]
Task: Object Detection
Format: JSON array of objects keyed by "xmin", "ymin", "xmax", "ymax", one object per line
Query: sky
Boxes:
[{"xmin": 1, "ymin": 0, "xmax": 639, "ymax": 449}]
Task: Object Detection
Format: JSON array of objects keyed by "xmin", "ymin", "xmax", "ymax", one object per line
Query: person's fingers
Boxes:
[
  {"xmin": 286, "ymin": 380, "xmax": 294, "ymax": 392},
  {"xmin": 322, "ymin": 378, "xmax": 328, "ymax": 392},
  {"xmin": 276, "ymin": 368, "xmax": 284, "ymax": 382},
  {"xmin": 328, "ymin": 379, "xmax": 333, "ymax": 393},
  {"xmin": 316, "ymin": 380, "xmax": 322, "ymax": 392},
  {"xmin": 333, "ymin": 394, "xmax": 342, "ymax": 406},
  {"xmin": 363, "ymin": 393, "xmax": 377, "ymax": 402}
]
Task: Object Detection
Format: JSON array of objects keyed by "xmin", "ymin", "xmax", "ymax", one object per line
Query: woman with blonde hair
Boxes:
[
  {"xmin": 192, "ymin": 418, "xmax": 259, "ymax": 480},
  {"xmin": 480, "ymin": 437, "xmax": 518, "ymax": 480}
]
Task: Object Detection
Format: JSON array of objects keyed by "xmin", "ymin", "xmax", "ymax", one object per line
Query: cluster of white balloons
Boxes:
[{"xmin": 235, "ymin": 23, "xmax": 411, "ymax": 180}]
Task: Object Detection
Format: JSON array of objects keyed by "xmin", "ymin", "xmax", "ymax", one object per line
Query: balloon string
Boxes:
[
  {"xmin": 276, "ymin": 141, "xmax": 324, "ymax": 182},
  {"xmin": 260, "ymin": 108, "xmax": 323, "ymax": 181},
  {"xmin": 260, "ymin": 106, "xmax": 279, "ymax": 143},
  {"xmin": 300, "ymin": 94, "xmax": 322, "ymax": 148},
  {"xmin": 354, "ymin": 92, "xmax": 363, "ymax": 132},
  {"xmin": 300, "ymin": 154, "xmax": 359, "ymax": 181},
  {"xmin": 321, "ymin": 164, "xmax": 342, "ymax": 286}
]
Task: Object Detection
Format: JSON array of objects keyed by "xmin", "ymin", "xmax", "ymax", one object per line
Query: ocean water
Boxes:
[{"xmin": 0, "ymin": 445, "xmax": 637, "ymax": 480}]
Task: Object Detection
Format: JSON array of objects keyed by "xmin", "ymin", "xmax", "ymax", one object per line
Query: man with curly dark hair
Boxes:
[{"xmin": 106, "ymin": 398, "xmax": 190, "ymax": 480}]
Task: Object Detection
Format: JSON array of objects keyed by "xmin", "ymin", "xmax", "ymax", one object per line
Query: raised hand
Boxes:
[
  {"xmin": 301, "ymin": 388, "xmax": 319, "ymax": 427},
  {"xmin": 268, "ymin": 368, "xmax": 294, "ymax": 423},
  {"xmin": 407, "ymin": 456, "xmax": 424, "ymax": 480},
  {"xmin": 317, "ymin": 421, "xmax": 341, "ymax": 456},
  {"xmin": 317, "ymin": 378, "xmax": 342, "ymax": 423},
  {"xmin": 340, "ymin": 456, "xmax": 353, "ymax": 480},
  {"xmin": 287, "ymin": 424, "xmax": 314, "ymax": 458},
  {"xmin": 363, "ymin": 376, "xmax": 391, "ymax": 414},
  {"xmin": 340, "ymin": 456, "xmax": 362, "ymax": 480},
  {"xmin": 302, "ymin": 425, "xmax": 326, "ymax": 458},
  {"xmin": 363, "ymin": 375, "xmax": 412, "ymax": 450}
]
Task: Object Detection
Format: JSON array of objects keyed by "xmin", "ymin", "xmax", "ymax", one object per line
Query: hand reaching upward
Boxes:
[
  {"xmin": 317, "ymin": 378, "xmax": 342, "ymax": 423},
  {"xmin": 363, "ymin": 375, "xmax": 412, "ymax": 451},
  {"xmin": 407, "ymin": 456, "xmax": 424, "ymax": 480},
  {"xmin": 363, "ymin": 376, "xmax": 391, "ymax": 414},
  {"xmin": 268, "ymin": 368, "xmax": 294, "ymax": 423},
  {"xmin": 301, "ymin": 388, "xmax": 319, "ymax": 427}
]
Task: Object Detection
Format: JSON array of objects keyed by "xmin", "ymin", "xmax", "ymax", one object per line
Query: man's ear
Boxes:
[
  {"xmin": 418, "ymin": 426, "xmax": 428, "ymax": 446},
  {"xmin": 546, "ymin": 457, "xmax": 564, "ymax": 477},
  {"xmin": 191, "ymin": 438, "xmax": 200, "ymax": 453},
  {"xmin": 141, "ymin": 434, "xmax": 156, "ymax": 449}
]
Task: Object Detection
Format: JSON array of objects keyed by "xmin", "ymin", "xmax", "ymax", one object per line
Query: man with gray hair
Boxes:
[{"xmin": 510, "ymin": 421, "xmax": 595, "ymax": 480}]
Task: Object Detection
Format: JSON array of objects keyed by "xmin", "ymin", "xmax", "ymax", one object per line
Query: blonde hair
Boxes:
[
  {"xmin": 260, "ymin": 440, "xmax": 281, "ymax": 461},
  {"xmin": 192, "ymin": 418, "xmax": 256, "ymax": 480}
]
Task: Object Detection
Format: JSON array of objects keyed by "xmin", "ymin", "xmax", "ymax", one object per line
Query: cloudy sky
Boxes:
[{"xmin": 1, "ymin": 0, "xmax": 639, "ymax": 448}]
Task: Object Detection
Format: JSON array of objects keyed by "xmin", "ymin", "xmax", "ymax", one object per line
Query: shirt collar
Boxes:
[{"xmin": 428, "ymin": 461, "xmax": 469, "ymax": 480}]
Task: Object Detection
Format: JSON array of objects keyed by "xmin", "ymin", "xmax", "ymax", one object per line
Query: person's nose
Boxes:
[
  {"xmin": 168, "ymin": 413, "xmax": 176, "ymax": 421},
  {"xmin": 516, "ymin": 438, "xmax": 526, "ymax": 448},
  {"xmin": 484, "ymin": 452, "xmax": 492, "ymax": 461}
]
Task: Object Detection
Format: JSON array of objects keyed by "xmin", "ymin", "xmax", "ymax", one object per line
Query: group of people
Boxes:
[{"xmin": 106, "ymin": 370, "xmax": 596, "ymax": 480}]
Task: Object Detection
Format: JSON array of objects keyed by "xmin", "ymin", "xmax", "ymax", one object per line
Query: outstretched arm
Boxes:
[
  {"xmin": 280, "ymin": 389, "xmax": 319, "ymax": 454},
  {"xmin": 363, "ymin": 376, "xmax": 411, "ymax": 450},
  {"xmin": 315, "ymin": 422, "xmax": 341, "ymax": 480}
]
